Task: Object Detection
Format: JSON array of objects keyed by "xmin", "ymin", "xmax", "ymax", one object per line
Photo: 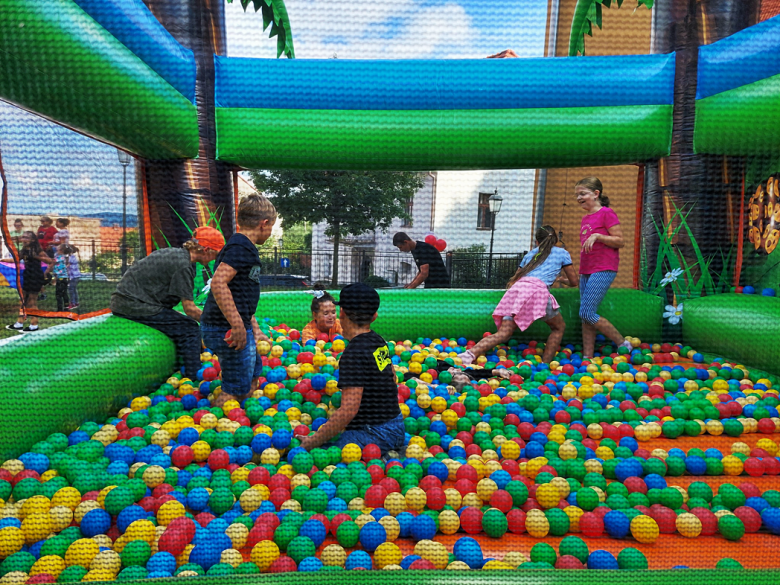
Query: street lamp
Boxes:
[
  {"xmin": 117, "ymin": 149, "xmax": 132, "ymax": 275},
  {"xmin": 486, "ymin": 190, "xmax": 503, "ymax": 284}
]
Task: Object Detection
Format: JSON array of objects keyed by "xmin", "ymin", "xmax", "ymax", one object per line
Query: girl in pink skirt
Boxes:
[{"xmin": 461, "ymin": 226, "xmax": 579, "ymax": 365}]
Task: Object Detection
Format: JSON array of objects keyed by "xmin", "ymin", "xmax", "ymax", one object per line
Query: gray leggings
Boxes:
[{"xmin": 68, "ymin": 278, "xmax": 79, "ymax": 305}]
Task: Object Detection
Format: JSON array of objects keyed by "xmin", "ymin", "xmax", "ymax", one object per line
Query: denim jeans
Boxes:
[
  {"xmin": 114, "ymin": 309, "xmax": 201, "ymax": 379},
  {"xmin": 201, "ymin": 324, "xmax": 262, "ymax": 397},
  {"xmin": 330, "ymin": 414, "xmax": 406, "ymax": 455}
]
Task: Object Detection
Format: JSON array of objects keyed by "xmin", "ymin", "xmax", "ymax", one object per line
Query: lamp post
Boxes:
[
  {"xmin": 486, "ymin": 190, "xmax": 503, "ymax": 284},
  {"xmin": 117, "ymin": 149, "xmax": 132, "ymax": 275}
]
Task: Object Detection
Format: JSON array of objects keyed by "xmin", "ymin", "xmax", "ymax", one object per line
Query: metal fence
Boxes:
[{"xmin": 257, "ymin": 248, "xmax": 528, "ymax": 289}]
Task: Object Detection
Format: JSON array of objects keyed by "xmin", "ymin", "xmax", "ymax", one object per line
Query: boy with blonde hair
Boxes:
[{"xmin": 201, "ymin": 194, "xmax": 277, "ymax": 405}]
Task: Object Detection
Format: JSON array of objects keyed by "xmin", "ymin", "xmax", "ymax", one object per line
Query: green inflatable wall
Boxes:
[
  {"xmin": 683, "ymin": 294, "xmax": 780, "ymax": 376},
  {"xmin": 0, "ymin": 0, "xmax": 198, "ymax": 159},
  {"xmin": 255, "ymin": 288, "xmax": 663, "ymax": 343},
  {"xmin": 0, "ymin": 314, "xmax": 175, "ymax": 461}
]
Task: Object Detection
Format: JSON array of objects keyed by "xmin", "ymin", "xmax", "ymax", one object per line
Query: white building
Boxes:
[{"xmin": 310, "ymin": 169, "xmax": 539, "ymax": 286}]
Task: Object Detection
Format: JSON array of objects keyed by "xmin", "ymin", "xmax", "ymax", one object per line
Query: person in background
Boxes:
[
  {"xmin": 67, "ymin": 245, "xmax": 81, "ymax": 310},
  {"xmin": 6, "ymin": 232, "xmax": 53, "ymax": 332},
  {"xmin": 392, "ymin": 232, "xmax": 450, "ymax": 289},
  {"xmin": 301, "ymin": 289, "xmax": 343, "ymax": 343},
  {"xmin": 8, "ymin": 219, "xmax": 24, "ymax": 255},
  {"xmin": 296, "ymin": 283, "xmax": 405, "ymax": 455},
  {"xmin": 111, "ymin": 226, "xmax": 225, "ymax": 379},
  {"xmin": 201, "ymin": 195, "xmax": 276, "ymax": 407},
  {"xmin": 37, "ymin": 216, "xmax": 57, "ymax": 257},
  {"xmin": 45, "ymin": 243, "xmax": 71, "ymax": 312},
  {"xmin": 574, "ymin": 176, "xmax": 632, "ymax": 358},
  {"xmin": 52, "ymin": 218, "xmax": 70, "ymax": 248}
]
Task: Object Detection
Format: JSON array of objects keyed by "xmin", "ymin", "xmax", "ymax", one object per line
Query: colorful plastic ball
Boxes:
[
  {"xmin": 374, "ymin": 543, "xmax": 403, "ymax": 569},
  {"xmin": 453, "ymin": 537, "xmax": 483, "ymax": 569},
  {"xmin": 675, "ymin": 513, "xmax": 702, "ymax": 538},
  {"xmin": 268, "ymin": 556, "xmax": 298, "ymax": 573},
  {"xmin": 79, "ymin": 509, "xmax": 110, "ymax": 538},
  {"xmin": 617, "ymin": 548, "xmax": 648, "ymax": 570},
  {"xmin": 250, "ymin": 541, "xmax": 280, "ymax": 571},
  {"xmin": 482, "ymin": 509, "xmax": 508, "ymax": 538},
  {"xmin": 718, "ymin": 515, "xmax": 745, "ymax": 541},
  {"xmin": 587, "ymin": 550, "xmax": 619, "ymax": 570},
  {"xmin": 297, "ymin": 558, "xmax": 323, "ymax": 572},
  {"xmin": 604, "ymin": 511, "xmax": 630, "ymax": 539},
  {"xmin": 460, "ymin": 508, "xmax": 483, "ymax": 535},
  {"xmin": 358, "ymin": 523, "xmax": 386, "ymax": 552},
  {"xmin": 579, "ymin": 512, "xmax": 604, "ymax": 537},
  {"xmin": 286, "ymin": 537, "xmax": 316, "ymax": 565},
  {"xmin": 629, "ymin": 515, "xmax": 659, "ymax": 544},
  {"xmin": 410, "ymin": 515, "xmax": 436, "ymax": 542},
  {"xmin": 530, "ymin": 543, "xmax": 557, "ymax": 566}
]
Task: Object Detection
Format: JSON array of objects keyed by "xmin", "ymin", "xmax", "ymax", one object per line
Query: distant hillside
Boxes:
[{"xmin": 81, "ymin": 212, "xmax": 138, "ymax": 228}]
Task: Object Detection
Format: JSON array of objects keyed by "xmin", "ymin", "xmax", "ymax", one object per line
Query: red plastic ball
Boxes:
[
  {"xmin": 268, "ymin": 474, "xmax": 290, "ymax": 491},
  {"xmin": 288, "ymin": 329, "xmax": 300, "ymax": 341},
  {"xmin": 27, "ymin": 574, "xmax": 55, "ymax": 584},
  {"xmin": 247, "ymin": 466, "xmax": 270, "ymax": 486},
  {"xmin": 579, "ymin": 512, "xmax": 604, "ymax": 537},
  {"xmin": 460, "ymin": 507, "xmax": 483, "ymax": 534},
  {"xmin": 330, "ymin": 513, "xmax": 351, "ymax": 535},
  {"xmin": 418, "ymin": 476, "xmax": 442, "ymax": 491},
  {"xmin": 650, "ymin": 506, "xmax": 677, "ymax": 534},
  {"xmin": 764, "ymin": 457, "xmax": 780, "ymax": 476},
  {"xmin": 409, "ymin": 559, "xmax": 436, "ymax": 570},
  {"xmin": 489, "ymin": 490, "xmax": 513, "ymax": 513},
  {"xmin": 555, "ymin": 555, "xmax": 584, "ymax": 569},
  {"xmin": 456, "ymin": 465, "xmax": 478, "ymax": 483},
  {"xmin": 270, "ymin": 488, "xmax": 291, "ymax": 510},
  {"xmin": 202, "ymin": 367, "xmax": 218, "ymax": 381},
  {"xmin": 171, "ymin": 446, "xmax": 194, "ymax": 468},
  {"xmin": 269, "ymin": 556, "xmax": 298, "ymax": 573},
  {"xmin": 690, "ymin": 508, "xmax": 718, "ymax": 536},
  {"xmin": 362, "ymin": 444, "xmax": 382, "ymax": 462},
  {"xmin": 507, "ymin": 509, "xmax": 526, "ymax": 534},
  {"xmin": 158, "ymin": 517, "xmax": 196, "ymax": 555},
  {"xmin": 246, "ymin": 523, "xmax": 275, "ymax": 548},
  {"xmin": 758, "ymin": 418, "xmax": 775, "ymax": 434},
  {"xmin": 734, "ymin": 506, "xmax": 762, "ymax": 533},
  {"xmin": 738, "ymin": 482, "xmax": 761, "ymax": 499},
  {"xmin": 379, "ymin": 478, "xmax": 401, "ymax": 493},
  {"xmin": 207, "ymin": 449, "xmax": 230, "ymax": 471},
  {"xmin": 453, "ymin": 479, "xmax": 476, "ymax": 497},
  {"xmin": 744, "ymin": 457, "xmax": 765, "ymax": 477},
  {"xmin": 193, "ymin": 512, "xmax": 215, "ymax": 528},
  {"xmin": 624, "ymin": 477, "xmax": 647, "ymax": 494},
  {"xmin": 426, "ymin": 487, "xmax": 447, "ymax": 511},
  {"xmin": 364, "ymin": 485, "xmax": 388, "ymax": 509}
]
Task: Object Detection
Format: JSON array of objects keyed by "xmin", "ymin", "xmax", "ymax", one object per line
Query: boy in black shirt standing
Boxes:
[
  {"xmin": 201, "ymin": 194, "xmax": 276, "ymax": 406},
  {"xmin": 392, "ymin": 232, "xmax": 450, "ymax": 288},
  {"xmin": 297, "ymin": 283, "xmax": 405, "ymax": 455}
]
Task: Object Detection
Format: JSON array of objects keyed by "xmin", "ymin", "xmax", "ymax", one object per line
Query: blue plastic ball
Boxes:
[
  {"xmin": 188, "ymin": 533, "xmax": 231, "ymax": 570},
  {"xmin": 762, "ymin": 288, "xmax": 776, "ymax": 297},
  {"xmin": 588, "ymin": 550, "xmax": 619, "ymax": 569},
  {"xmin": 116, "ymin": 506, "xmax": 148, "ymax": 533},
  {"xmin": 80, "ymin": 508, "xmax": 111, "ymax": 537},
  {"xmin": 603, "ymin": 510, "xmax": 631, "ymax": 539},
  {"xmin": 298, "ymin": 557, "xmax": 323, "ymax": 572},
  {"xmin": 743, "ymin": 286, "xmax": 755, "ymax": 294},
  {"xmin": 400, "ymin": 555, "xmax": 421, "ymax": 570},
  {"xmin": 299, "ymin": 520, "xmax": 327, "ymax": 548},
  {"xmin": 762, "ymin": 508, "xmax": 780, "ymax": 535},
  {"xmin": 396, "ymin": 512, "xmax": 414, "ymax": 539},
  {"xmin": 345, "ymin": 550, "xmax": 373, "ymax": 570},
  {"xmin": 146, "ymin": 552, "xmax": 177, "ymax": 574},
  {"xmin": 453, "ymin": 537, "xmax": 484, "ymax": 569},
  {"xmin": 358, "ymin": 522, "xmax": 386, "ymax": 552}
]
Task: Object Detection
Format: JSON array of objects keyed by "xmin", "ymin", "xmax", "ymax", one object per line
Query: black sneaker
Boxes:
[{"xmin": 5, "ymin": 324, "xmax": 24, "ymax": 332}]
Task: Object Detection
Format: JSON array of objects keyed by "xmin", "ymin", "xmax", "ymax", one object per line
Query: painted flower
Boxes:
[
  {"xmin": 660, "ymin": 268, "xmax": 684, "ymax": 286},
  {"xmin": 201, "ymin": 278, "xmax": 212, "ymax": 295},
  {"xmin": 663, "ymin": 303, "xmax": 684, "ymax": 325}
]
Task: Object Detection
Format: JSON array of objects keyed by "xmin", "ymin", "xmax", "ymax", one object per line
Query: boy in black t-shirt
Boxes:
[
  {"xmin": 201, "ymin": 194, "xmax": 277, "ymax": 406},
  {"xmin": 297, "ymin": 283, "xmax": 405, "ymax": 455}
]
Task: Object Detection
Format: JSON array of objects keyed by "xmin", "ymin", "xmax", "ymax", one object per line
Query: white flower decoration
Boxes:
[
  {"xmin": 660, "ymin": 268, "xmax": 684, "ymax": 286},
  {"xmin": 663, "ymin": 303, "xmax": 684, "ymax": 325},
  {"xmin": 201, "ymin": 278, "xmax": 212, "ymax": 295}
]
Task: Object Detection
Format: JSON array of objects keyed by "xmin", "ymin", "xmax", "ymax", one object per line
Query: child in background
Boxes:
[
  {"xmin": 301, "ymin": 289, "xmax": 343, "ymax": 343},
  {"xmin": 52, "ymin": 218, "xmax": 70, "ymax": 248},
  {"xmin": 201, "ymin": 194, "xmax": 276, "ymax": 407},
  {"xmin": 46, "ymin": 243, "xmax": 70, "ymax": 312},
  {"xmin": 6, "ymin": 232, "xmax": 53, "ymax": 332},
  {"xmin": 67, "ymin": 246, "xmax": 80, "ymax": 309},
  {"xmin": 297, "ymin": 283, "xmax": 405, "ymax": 455},
  {"xmin": 460, "ymin": 226, "xmax": 579, "ymax": 366}
]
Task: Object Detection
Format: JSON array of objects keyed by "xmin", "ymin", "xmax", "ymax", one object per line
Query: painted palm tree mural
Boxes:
[
  {"xmin": 568, "ymin": 0, "xmax": 760, "ymax": 300},
  {"xmin": 140, "ymin": 0, "xmax": 294, "ymax": 250}
]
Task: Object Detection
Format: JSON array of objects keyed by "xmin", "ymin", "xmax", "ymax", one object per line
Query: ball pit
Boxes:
[{"xmin": 2, "ymin": 320, "xmax": 780, "ymax": 580}]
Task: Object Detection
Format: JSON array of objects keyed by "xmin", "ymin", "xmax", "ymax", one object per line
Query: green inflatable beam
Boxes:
[
  {"xmin": 255, "ymin": 288, "xmax": 663, "ymax": 343},
  {"xmin": 216, "ymin": 105, "xmax": 672, "ymax": 170},
  {"xmin": 683, "ymin": 294, "xmax": 780, "ymax": 376},
  {"xmin": 0, "ymin": 314, "xmax": 175, "ymax": 461},
  {"xmin": 694, "ymin": 72, "xmax": 780, "ymax": 156},
  {"xmin": 0, "ymin": 0, "xmax": 198, "ymax": 159}
]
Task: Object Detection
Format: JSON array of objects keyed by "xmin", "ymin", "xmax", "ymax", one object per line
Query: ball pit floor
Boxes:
[{"xmin": 3, "ymin": 328, "xmax": 780, "ymax": 580}]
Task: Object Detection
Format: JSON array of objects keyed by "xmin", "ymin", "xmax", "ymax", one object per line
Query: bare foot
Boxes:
[{"xmin": 212, "ymin": 391, "xmax": 240, "ymax": 408}]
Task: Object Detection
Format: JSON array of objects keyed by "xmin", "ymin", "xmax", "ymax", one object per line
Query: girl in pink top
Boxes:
[
  {"xmin": 576, "ymin": 177, "xmax": 632, "ymax": 358},
  {"xmin": 461, "ymin": 226, "xmax": 579, "ymax": 366}
]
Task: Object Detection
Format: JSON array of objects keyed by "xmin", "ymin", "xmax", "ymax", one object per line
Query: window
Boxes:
[
  {"xmin": 477, "ymin": 192, "xmax": 494, "ymax": 230},
  {"xmin": 401, "ymin": 198, "xmax": 413, "ymax": 227}
]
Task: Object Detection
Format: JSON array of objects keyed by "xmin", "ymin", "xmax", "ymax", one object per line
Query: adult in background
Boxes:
[
  {"xmin": 110, "ymin": 226, "xmax": 225, "ymax": 379},
  {"xmin": 392, "ymin": 232, "xmax": 450, "ymax": 288},
  {"xmin": 8, "ymin": 218, "xmax": 24, "ymax": 254},
  {"xmin": 575, "ymin": 177, "xmax": 632, "ymax": 358}
]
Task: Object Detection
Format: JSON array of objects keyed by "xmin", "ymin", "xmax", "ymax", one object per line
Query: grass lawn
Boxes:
[{"xmin": 0, "ymin": 280, "xmax": 116, "ymax": 339}]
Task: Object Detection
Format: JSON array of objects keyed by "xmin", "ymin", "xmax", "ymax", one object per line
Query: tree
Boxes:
[
  {"xmin": 139, "ymin": 0, "xmax": 293, "ymax": 253},
  {"xmin": 249, "ymin": 170, "xmax": 424, "ymax": 286}
]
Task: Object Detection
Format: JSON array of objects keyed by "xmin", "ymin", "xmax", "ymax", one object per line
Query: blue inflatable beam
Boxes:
[
  {"xmin": 697, "ymin": 14, "xmax": 780, "ymax": 99},
  {"xmin": 215, "ymin": 54, "xmax": 675, "ymax": 110},
  {"xmin": 72, "ymin": 0, "xmax": 196, "ymax": 102}
]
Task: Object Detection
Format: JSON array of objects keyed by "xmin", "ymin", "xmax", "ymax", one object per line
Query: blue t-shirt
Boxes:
[
  {"xmin": 519, "ymin": 246, "xmax": 572, "ymax": 287},
  {"xmin": 202, "ymin": 233, "xmax": 262, "ymax": 328}
]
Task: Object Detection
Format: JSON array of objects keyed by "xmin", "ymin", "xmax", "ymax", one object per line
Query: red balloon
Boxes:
[
  {"xmin": 434, "ymin": 239, "xmax": 446, "ymax": 252},
  {"xmin": 460, "ymin": 507, "xmax": 483, "ymax": 534},
  {"xmin": 555, "ymin": 555, "xmax": 584, "ymax": 569},
  {"xmin": 424, "ymin": 234, "xmax": 437, "ymax": 245},
  {"xmin": 507, "ymin": 509, "xmax": 526, "ymax": 534},
  {"xmin": 734, "ymin": 506, "xmax": 762, "ymax": 533},
  {"xmin": 489, "ymin": 490, "xmax": 513, "ymax": 513},
  {"xmin": 579, "ymin": 512, "xmax": 604, "ymax": 537}
]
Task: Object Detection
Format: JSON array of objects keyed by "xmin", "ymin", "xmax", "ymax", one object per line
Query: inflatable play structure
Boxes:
[{"xmin": 2, "ymin": 0, "xmax": 780, "ymax": 578}]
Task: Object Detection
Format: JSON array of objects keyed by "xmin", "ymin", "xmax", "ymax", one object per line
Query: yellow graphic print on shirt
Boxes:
[{"xmin": 373, "ymin": 346, "xmax": 391, "ymax": 371}]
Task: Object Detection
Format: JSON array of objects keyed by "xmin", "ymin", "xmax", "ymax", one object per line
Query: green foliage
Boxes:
[
  {"xmin": 248, "ymin": 170, "xmax": 424, "ymax": 240},
  {"xmin": 257, "ymin": 222, "xmax": 312, "ymax": 252},
  {"xmin": 569, "ymin": 0, "xmax": 653, "ymax": 56},
  {"xmin": 228, "ymin": 0, "xmax": 295, "ymax": 58},
  {"xmin": 451, "ymin": 243, "xmax": 487, "ymax": 254},
  {"xmin": 642, "ymin": 202, "xmax": 732, "ymax": 301},
  {"xmin": 363, "ymin": 275, "xmax": 392, "ymax": 289}
]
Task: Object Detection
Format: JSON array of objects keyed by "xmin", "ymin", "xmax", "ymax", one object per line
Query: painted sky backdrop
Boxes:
[{"xmin": 0, "ymin": 0, "xmax": 547, "ymax": 217}]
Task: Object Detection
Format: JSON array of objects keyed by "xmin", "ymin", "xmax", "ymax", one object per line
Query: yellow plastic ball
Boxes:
[
  {"xmin": 414, "ymin": 540, "xmax": 448, "ymax": 569},
  {"xmin": 260, "ymin": 448, "xmax": 280, "ymax": 465},
  {"xmin": 31, "ymin": 555, "xmax": 67, "ymax": 579},
  {"xmin": 676, "ymin": 512, "xmax": 702, "ymax": 538},
  {"xmin": 125, "ymin": 520, "xmax": 156, "ymax": 544},
  {"xmin": 438, "ymin": 510, "xmax": 460, "ymax": 535},
  {"xmin": 65, "ymin": 539, "xmax": 100, "ymax": 568},
  {"xmin": 156, "ymin": 500, "xmax": 185, "ymax": 526},
  {"xmin": 630, "ymin": 515, "xmax": 659, "ymax": 544},
  {"xmin": 476, "ymin": 478, "xmax": 498, "ymax": 502},
  {"xmin": 21, "ymin": 513, "xmax": 53, "ymax": 544},
  {"xmin": 141, "ymin": 465, "xmax": 166, "ymax": 488},
  {"xmin": 383, "ymin": 493, "xmax": 406, "ymax": 517},
  {"xmin": 525, "ymin": 509, "xmax": 549, "ymax": 538},
  {"xmin": 535, "ymin": 483, "xmax": 561, "ymax": 509},
  {"xmin": 51, "ymin": 487, "xmax": 81, "ymax": 511},
  {"xmin": 500, "ymin": 441, "xmax": 520, "ymax": 460},
  {"xmin": 320, "ymin": 544, "xmax": 346, "ymax": 567},
  {"xmin": 0, "ymin": 527, "xmax": 24, "ymax": 559},
  {"xmin": 447, "ymin": 561, "xmax": 471, "ymax": 570},
  {"xmin": 191, "ymin": 441, "xmax": 211, "ymax": 462},
  {"xmin": 341, "ymin": 443, "xmax": 362, "ymax": 464},
  {"xmin": 374, "ymin": 542, "xmax": 402, "ymax": 569},
  {"xmin": 250, "ymin": 540, "xmax": 279, "ymax": 571},
  {"xmin": 379, "ymin": 516, "xmax": 400, "ymax": 541},
  {"xmin": 48, "ymin": 506, "xmax": 73, "ymax": 532},
  {"xmin": 225, "ymin": 523, "xmax": 248, "ymax": 549}
]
